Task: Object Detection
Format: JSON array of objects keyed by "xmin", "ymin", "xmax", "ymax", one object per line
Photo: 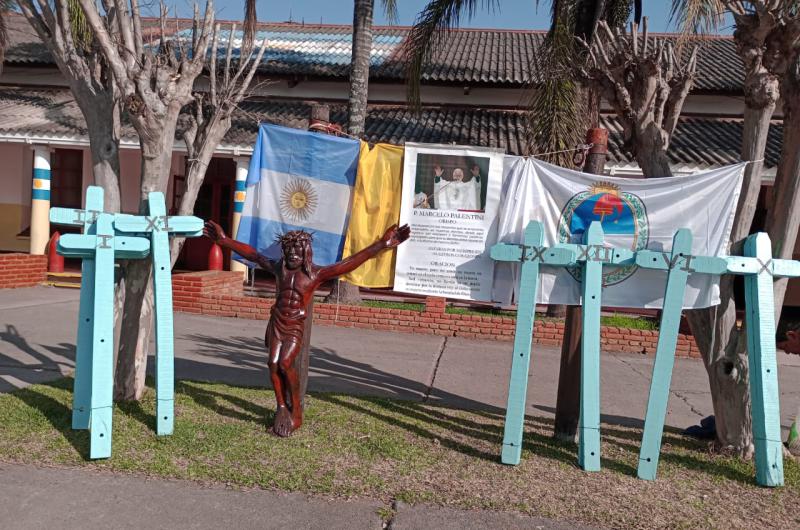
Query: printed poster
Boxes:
[{"xmin": 393, "ymin": 143, "xmax": 505, "ymax": 301}]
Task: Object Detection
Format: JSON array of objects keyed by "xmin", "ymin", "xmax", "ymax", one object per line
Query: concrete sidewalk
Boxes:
[
  {"xmin": 0, "ymin": 462, "xmax": 587, "ymax": 530},
  {"xmin": 1, "ymin": 286, "xmax": 799, "ymax": 434}
]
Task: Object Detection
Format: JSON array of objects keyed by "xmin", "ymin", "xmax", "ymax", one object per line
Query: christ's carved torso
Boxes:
[{"xmin": 268, "ymin": 262, "xmax": 318, "ymax": 341}]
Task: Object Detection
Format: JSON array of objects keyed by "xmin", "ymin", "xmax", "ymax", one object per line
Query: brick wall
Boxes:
[
  {"xmin": 0, "ymin": 254, "xmax": 47, "ymax": 289},
  {"xmin": 172, "ymin": 271, "xmax": 701, "ymax": 358}
]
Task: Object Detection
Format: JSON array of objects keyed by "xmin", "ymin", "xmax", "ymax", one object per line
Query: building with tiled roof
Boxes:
[{"xmin": 0, "ymin": 13, "xmax": 787, "ymax": 275}]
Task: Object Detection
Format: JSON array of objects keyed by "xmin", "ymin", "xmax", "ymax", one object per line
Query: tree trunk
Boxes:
[
  {"xmin": 347, "ymin": 0, "xmax": 373, "ymax": 138},
  {"xmin": 323, "ymin": 0, "xmax": 375, "ymax": 306},
  {"xmin": 114, "ymin": 259, "xmax": 153, "ymax": 400},
  {"xmin": 683, "ymin": 52, "xmax": 778, "ymax": 455},
  {"xmin": 765, "ymin": 75, "xmax": 800, "ymax": 322},
  {"xmin": 115, "ymin": 107, "xmax": 182, "ymax": 400},
  {"xmin": 79, "ymin": 95, "xmax": 122, "ymax": 213}
]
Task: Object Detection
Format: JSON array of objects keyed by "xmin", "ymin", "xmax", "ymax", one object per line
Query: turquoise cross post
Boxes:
[
  {"xmin": 577, "ymin": 222, "xmax": 604, "ymax": 472},
  {"xmin": 490, "ymin": 222, "xmax": 577, "ymax": 464},
  {"xmin": 50, "ymin": 187, "xmax": 104, "ymax": 430},
  {"xmin": 115, "ymin": 193, "xmax": 203, "ymax": 435},
  {"xmin": 57, "ymin": 213, "xmax": 149, "ymax": 459}
]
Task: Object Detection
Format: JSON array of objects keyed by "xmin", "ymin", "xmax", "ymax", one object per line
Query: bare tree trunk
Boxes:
[
  {"xmin": 115, "ymin": 109, "xmax": 183, "ymax": 400},
  {"xmin": 766, "ymin": 75, "xmax": 800, "ymax": 321}
]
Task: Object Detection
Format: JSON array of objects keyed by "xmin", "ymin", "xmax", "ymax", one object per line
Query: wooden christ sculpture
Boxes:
[{"xmin": 203, "ymin": 220, "xmax": 410, "ymax": 436}]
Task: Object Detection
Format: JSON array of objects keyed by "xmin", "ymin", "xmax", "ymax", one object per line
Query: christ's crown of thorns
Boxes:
[{"xmin": 276, "ymin": 230, "xmax": 314, "ymax": 247}]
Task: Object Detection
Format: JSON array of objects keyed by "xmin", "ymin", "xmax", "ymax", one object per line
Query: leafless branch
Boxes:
[{"xmin": 576, "ymin": 17, "xmax": 698, "ymax": 156}]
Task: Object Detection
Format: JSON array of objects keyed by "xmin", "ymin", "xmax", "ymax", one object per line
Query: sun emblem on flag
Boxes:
[
  {"xmin": 558, "ymin": 181, "xmax": 649, "ymax": 286},
  {"xmin": 280, "ymin": 179, "xmax": 318, "ymax": 222}
]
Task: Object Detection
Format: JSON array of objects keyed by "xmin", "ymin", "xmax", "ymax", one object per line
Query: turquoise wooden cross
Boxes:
[
  {"xmin": 49, "ymin": 187, "xmax": 104, "ymax": 430},
  {"xmin": 490, "ymin": 223, "xmax": 576, "ymax": 465},
  {"xmin": 115, "ymin": 193, "xmax": 202, "ymax": 435},
  {"xmin": 51, "ymin": 186, "xmax": 203, "ymax": 458},
  {"xmin": 57, "ymin": 213, "xmax": 149, "ymax": 459}
]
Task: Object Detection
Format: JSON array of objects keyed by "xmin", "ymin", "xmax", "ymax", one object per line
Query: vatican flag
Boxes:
[{"xmin": 341, "ymin": 142, "xmax": 404, "ymax": 287}]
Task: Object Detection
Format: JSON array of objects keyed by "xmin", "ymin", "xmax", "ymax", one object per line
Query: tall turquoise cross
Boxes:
[
  {"xmin": 115, "ymin": 193, "xmax": 203, "ymax": 435},
  {"xmin": 51, "ymin": 186, "xmax": 203, "ymax": 459},
  {"xmin": 491, "ymin": 221, "xmax": 633, "ymax": 470},
  {"xmin": 57, "ymin": 213, "xmax": 149, "ymax": 459}
]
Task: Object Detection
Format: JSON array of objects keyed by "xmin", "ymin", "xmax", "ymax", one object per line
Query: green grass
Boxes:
[
  {"xmin": 362, "ymin": 300, "xmax": 424, "ymax": 312},
  {"xmin": 2, "ymin": 378, "xmax": 797, "ymax": 529},
  {"xmin": 600, "ymin": 313, "xmax": 659, "ymax": 331}
]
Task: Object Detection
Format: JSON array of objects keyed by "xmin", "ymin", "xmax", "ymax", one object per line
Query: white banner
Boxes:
[
  {"xmin": 494, "ymin": 157, "xmax": 746, "ymax": 309},
  {"xmin": 394, "ymin": 143, "xmax": 505, "ymax": 301}
]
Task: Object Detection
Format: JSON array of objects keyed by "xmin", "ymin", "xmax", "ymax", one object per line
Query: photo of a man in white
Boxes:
[{"xmin": 433, "ymin": 165, "xmax": 481, "ymax": 211}]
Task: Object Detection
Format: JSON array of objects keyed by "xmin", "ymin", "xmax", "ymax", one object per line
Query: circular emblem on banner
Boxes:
[
  {"xmin": 557, "ymin": 182, "xmax": 649, "ymax": 286},
  {"xmin": 280, "ymin": 179, "xmax": 318, "ymax": 223}
]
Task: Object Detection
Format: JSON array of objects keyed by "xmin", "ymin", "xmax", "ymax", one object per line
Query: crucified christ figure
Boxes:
[{"xmin": 203, "ymin": 220, "xmax": 410, "ymax": 436}]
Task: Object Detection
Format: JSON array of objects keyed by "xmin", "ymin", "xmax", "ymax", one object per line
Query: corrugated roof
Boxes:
[
  {"xmin": 3, "ymin": 13, "xmax": 744, "ymax": 91},
  {"xmin": 0, "ymin": 87, "xmax": 781, "ymax": 170}
]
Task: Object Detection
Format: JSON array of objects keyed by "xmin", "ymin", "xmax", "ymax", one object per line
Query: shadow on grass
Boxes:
[
  {"xmin": 178, "ymin": 332, "xmax": 761, "ymax": 485},
  {"xmin": 177, "ymin": 380, "xmax": 270, "ymax": 424},
  {"xmin": 8, "ymin": 377, "xmax": 90, "ymax": 459}
]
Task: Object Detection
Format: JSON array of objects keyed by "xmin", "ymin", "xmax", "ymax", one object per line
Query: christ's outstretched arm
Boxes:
[
  {"xmin": 203, "ymin": 220, "xmax": 277, "ymax": 275},
  {"xmin": 316, "ymin": 224, "xmax": 410, "ymax": 283}
]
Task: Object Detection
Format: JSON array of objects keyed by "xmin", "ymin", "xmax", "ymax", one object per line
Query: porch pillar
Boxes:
[
  {"xmin": 30, "ymin": 146, "xmax": 51, "ymax": 255},
  {"xmin": 230, "ymin": 157, "xmax": 248, "ymax": 275}
]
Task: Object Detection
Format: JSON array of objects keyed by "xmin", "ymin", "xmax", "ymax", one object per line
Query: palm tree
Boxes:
[
  {"xmin": 402, "ymin": 0, "xmax": 639, "ymax": 440},
  {"xmin": 405, "ymin": 1, "xmax": 639, "ymax": 164},
  {"xmin": 326, "ymin": 0, "xmax": 397, "ymax": 304}
]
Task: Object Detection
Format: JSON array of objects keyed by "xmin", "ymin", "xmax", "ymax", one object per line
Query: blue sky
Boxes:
[{"xmin": 201, "ymin": 1, "xmax": 733, "ymax": 34}]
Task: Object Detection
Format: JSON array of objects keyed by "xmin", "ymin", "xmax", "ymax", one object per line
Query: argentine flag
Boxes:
[{"xmin": 235, "ymin": 123, "xmax": 360, "ymax": 266}]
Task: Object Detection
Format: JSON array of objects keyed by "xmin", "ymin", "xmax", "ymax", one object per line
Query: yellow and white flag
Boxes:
[{"xmin": 342, "ymin": 142, "xmax": 404, "ymax": 287}]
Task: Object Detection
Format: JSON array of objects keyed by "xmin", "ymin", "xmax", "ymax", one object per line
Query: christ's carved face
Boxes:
[{"xmin": 283, "ymin": 240, "xmax": 305, "ymax": 269}]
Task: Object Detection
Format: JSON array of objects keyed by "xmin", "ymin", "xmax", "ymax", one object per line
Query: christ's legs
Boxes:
[
  {"xmin": 266, "ymin": 332, "xmax": 292, "ymax": 433},
  {"xmin": 273, "ymin": 339, "xmax": 303, "ymax": 437}
]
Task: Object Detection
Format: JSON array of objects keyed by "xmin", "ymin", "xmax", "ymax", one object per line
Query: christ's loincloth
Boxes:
[{"xmin": 267, "ymin": 305, "xmax": 307, "ymax": 343}]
